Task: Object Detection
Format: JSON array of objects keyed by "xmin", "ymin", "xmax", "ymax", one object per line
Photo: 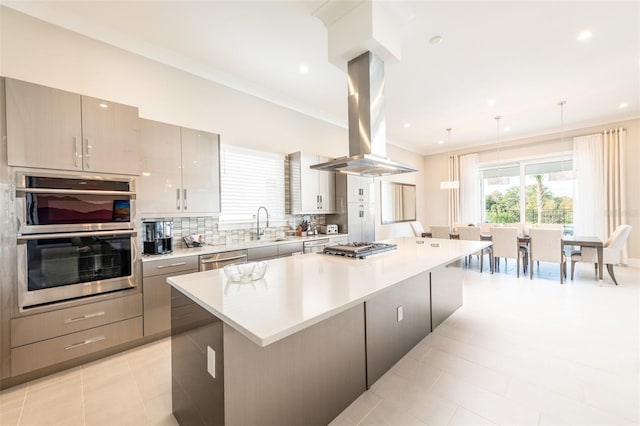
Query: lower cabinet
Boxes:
[
  {"xmin": 430, "ymin": 261, "xmax": 463, "ymax": 331},
  {"xmin": 247, "ymin": 242, "xmax": 304, "ymax": 261},
  {"xmin": 10, "ymin": 294, "xmax": 143, "ymax": 376},
  {"xmin": 364, "ymin": 271, "xmax": 431, "ymax": 387},
  {"xmin": 142, "ymin": 256, "xmax": 198, "ymax": 337}
]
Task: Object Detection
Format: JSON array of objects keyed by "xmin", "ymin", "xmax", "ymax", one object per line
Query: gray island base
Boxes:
[{"xmin": 167, "ymin": 237, "xmax": 489, "ymax": 425}]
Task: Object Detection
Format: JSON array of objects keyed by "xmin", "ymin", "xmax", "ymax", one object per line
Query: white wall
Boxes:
[
  {"xmin": 0, "ymin": 7, "xmax": 426, "ymax": 238},
  {"xmin": 422, "ymin": 118, "xmax": 640, "ymax": 263}
]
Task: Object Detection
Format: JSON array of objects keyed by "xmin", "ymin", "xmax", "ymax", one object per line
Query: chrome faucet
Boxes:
[{"xmin": 256, "ymin": 206, "xmax": 269, "ymax": 239}]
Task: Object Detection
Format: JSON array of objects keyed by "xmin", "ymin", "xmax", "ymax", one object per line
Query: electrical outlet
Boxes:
[
  {"xmin": 397, "ymin": 305, "xmax": 403, "ymax": 322},
  {"xmin": 207, "ymin": 346, "xmax": 216, "ymax": 378}
]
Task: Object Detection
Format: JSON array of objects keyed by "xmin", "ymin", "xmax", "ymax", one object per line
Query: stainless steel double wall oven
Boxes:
[{"xmin": 16, "ymin": 172, "xmax": 139, "ymax": 309}]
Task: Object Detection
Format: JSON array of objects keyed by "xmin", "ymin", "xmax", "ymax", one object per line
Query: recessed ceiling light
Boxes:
[
  {"xmin": 404, "ymin": 122, "xmax": 411, "ymax": 129},
  {"xmin": 98, "ymin": 103, "xmax": 108, "ymax": 108},
  {"xmin": 487, "ymin": 99, "xmax": 496, "ymax": 106},
  {"xmin": 619, "ymin": 103, "xmax": 629, "ymax": 109},
  {"xmin": 577, "ymin": 30, "xmax": 592, "ymax": 41},
  {"xmin": 299, "ymin": 64, "xmax": 309, "ymax": 74},
  {"xmin": 504, "ymin": 127, "xmax": 511, "ymax": 132},
  {"xmin": 429, "ymin": 35, "xmax": 443, "ymax": 45},
  {"xmin": 438, "ymin": 140, "xmax": 445, "ymax": 145}
]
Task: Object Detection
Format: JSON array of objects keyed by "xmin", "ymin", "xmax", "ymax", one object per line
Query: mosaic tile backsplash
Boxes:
[{"xmin": 140, "ymin": 214, "xmax": 326, "ymax": 249}]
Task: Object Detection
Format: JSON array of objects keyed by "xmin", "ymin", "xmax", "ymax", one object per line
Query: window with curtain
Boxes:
[
  {"xmin": 218, "ymin": 144, "xmax": 286, "ymax": 227},
  {"xmin": 480, "ymin": 157, "xmax": 574, "ymax": 226}
]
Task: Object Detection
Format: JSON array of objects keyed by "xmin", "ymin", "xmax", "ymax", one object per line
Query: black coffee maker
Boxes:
[{"xmin": 143, "ymin": 220, "xmax": 173, "ymax": 255}]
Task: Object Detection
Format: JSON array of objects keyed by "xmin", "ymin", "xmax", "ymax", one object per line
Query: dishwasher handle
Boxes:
[{"xmin": 200, "ymin": 254, "xmax": 247, "ymax": 265}]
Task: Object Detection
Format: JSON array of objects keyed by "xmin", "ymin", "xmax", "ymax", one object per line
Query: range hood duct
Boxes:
[{"xmin": 311, "ymin": 51, "xmax": 417, "ymax": 177}]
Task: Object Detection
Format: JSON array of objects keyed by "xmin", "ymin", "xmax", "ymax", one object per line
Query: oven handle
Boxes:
[
  {"xmin": 16, "ymin": 187, "xmax": 136, "ymax": 196},
  {"xmin": 18, "ymin": 230, "xmax": 137, "ymax": 242}
]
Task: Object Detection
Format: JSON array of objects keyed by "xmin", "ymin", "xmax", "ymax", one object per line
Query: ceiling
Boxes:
[{"xmin": 3, "ymin": 0, "xmax": 639, "ymax": 155}]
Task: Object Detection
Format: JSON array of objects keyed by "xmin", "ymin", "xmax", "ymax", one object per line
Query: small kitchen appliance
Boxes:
[
  {"xmin": 319, "ymin": 224, "xmax": 339, "ymax": 234},
  {"xmin": 143, "ymin": 220, "xmax": 173, "ymax": 255}
]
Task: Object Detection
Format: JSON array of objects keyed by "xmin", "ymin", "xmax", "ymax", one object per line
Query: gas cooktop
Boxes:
[{"xmin": 323, "ymin": 242, "xmax": 397, "ymax": 259}]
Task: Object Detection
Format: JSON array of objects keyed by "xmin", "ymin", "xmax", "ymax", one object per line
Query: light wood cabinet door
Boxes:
[
  {"xmin": 180, "ymin": 127, "xmax": 221, "ymax": 213},
  {"xmin": 138, "ymin": 119, "xmax": 183, "ymax": 214},
  {"xmin": 6, "ymin": 78, "xmax": 83, "ymax": 170},
  {"xmin": 81, "ymin": 95, "xmax": 140, "ymax": 175}
]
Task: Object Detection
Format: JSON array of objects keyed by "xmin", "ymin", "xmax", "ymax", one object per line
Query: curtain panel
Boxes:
[
  {"xmin": 459, "ymin": 153, "xmax": 480, "ymax": 224},
  {"xmin": 573, "ymin": 129, "xmax": 628, "ymax": 264}
]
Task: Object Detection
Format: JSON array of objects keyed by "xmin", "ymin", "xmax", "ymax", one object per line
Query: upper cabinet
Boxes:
[
  {"xmin": 5, "ymin": 78, "xmax": 140, "ymax": 175},
  {"xmin": 289, "ymin": 151, "xmax": 336, "ymax": 214},
  {"xmin": 138, "ymin": 119, "xmax": 220, "ymax": 215}
]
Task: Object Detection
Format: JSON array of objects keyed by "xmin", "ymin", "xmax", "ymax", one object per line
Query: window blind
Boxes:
[{"xmin": 219, "ymin": 144, "xmax": 285, "ymax": 226}]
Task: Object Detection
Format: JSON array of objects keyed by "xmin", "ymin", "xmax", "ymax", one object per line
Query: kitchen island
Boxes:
[{"xmin": 167, "ymin": 237, "xmax": 490, "ymax": 426}]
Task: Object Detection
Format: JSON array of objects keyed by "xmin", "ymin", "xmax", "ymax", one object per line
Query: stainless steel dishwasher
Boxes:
[
  {"xmin": 199, "ymin": 249, "xmax": 248, "ymax": 271},
  {"xmin": 303, "ymin": 238, "xmax": 330, "ymax": 254}
]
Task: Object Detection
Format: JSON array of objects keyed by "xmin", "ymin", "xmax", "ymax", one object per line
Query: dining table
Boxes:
[{"xmin": 561, "ymin": 235, "xmax": 604, "ymax": 281}]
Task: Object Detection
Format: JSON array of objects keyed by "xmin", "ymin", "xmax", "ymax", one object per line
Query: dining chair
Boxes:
[
  {"xmin": 490, "ymin": 227, "xmax": 527, "ymax": 277},
  {"xmin": 570, "ymin": 225, "xmax": 632, "ymax": 285},
  {"xmin": 429, "ymin": 225, "xmax": 451, "ymax": 239},
  {"xmin": 528, "ymin": 228, "xmax": 566, "ymax": 282},
  {"xmin": 457, "ymin": 226, "xmax": 490, "ymax": 273},
  {"xmin": 410, "ymin": 221, "xmax": 427, "ymax": 237},
  {"xmin": 479, "ymin": 223, "xmax": 500, "ymax": 234}
]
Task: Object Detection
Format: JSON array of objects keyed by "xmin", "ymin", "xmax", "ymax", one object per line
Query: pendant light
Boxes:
[{"xmin": 440, "ymin": 128, "xmax": 460, "ymax": 189}]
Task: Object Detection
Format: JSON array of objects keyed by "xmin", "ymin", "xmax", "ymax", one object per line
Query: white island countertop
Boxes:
[{"xmin": 167, "ymin": 237, "xmax": 490, "ymax": 347}]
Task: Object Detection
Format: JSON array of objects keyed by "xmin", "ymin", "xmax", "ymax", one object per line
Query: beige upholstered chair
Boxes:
[
  {"xmin": 410, "ymin": 221, "xmax": 427, "ymax": 237},
  {"xmin": 429, "ymin": 225, "xmax": 451, "ymax": 239},
  {"xmin": 457, "ymin": 226, "xmax": 490, "ymax": 273},
  {"xmin": 528, "ymin": 228, "xmax": 566, "ymax": 282},
  {"xmin": 490, "ymin": 227, "xmax": 527, "ymax": 277},
  {"xmin": 479, "ymin": 223, "xmax": 499, "ymax": 234},
  {"xmin": 570, "ymin": 225, "xmax": 632, "ymax": 285}
]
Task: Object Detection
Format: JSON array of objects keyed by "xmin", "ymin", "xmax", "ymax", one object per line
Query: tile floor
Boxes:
[{"xmin": 1, "ymin": 260, "xmax": 638, "ymax": 426}]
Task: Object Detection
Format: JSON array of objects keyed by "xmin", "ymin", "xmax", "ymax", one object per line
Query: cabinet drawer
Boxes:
[
  {"xmin": 143, "ymin": 256, "xmax": 198, "ymax": 277},
  {"xmin": 278, "ymin": 242, "xmax": 304, "ymax": 256},
  {"xmin": 11, "ymin": 317, "xmax": 142, "ymax": 376},
  {"xmin": 329, "ymin": 236, "xmax": 349, "ymax": 245},
  {"xmin": 11, "ymin": 294, "xmax": 142, "ymax": 348},
  {"xmin": 247, "ymin": 246, "xmax": 278, "ymax": 261}
]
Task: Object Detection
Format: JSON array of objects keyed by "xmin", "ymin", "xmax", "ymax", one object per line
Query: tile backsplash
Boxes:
[{"xmin": 140, "ymin": 214, "xmax": 326, "ymax": 249}]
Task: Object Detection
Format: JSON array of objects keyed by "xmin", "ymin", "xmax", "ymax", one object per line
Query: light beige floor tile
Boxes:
[
  {"xmin": 143, "ymin": 391, "xmax": 177, "ymax": 426},
  {"xmin": 390, "ymin": 355, "xmax": 441, "ymax": 389},
  {"xmin": 506, "ymin": 376, "xmax": 635, "ymax": 425},
  {"xmin": 360, "ymin": 399, "xmax": 427, "ymax": 426},
  {"xmin": 405, "ymin": 391, "xmax": 457, "ymax": 426},
  {"xmin": 130, "ymin": 360, "xmax": 171, "ymax": 402},
  {"xmin": 19, "ymin": 374, "xmax": 84, "ymax": 426},
  {"xmin": 419, "ymin": 347, "xmax": 509, "ymax": 396},
  {"xmin": 448, "ymin": 407, "xmax": 497, "ymax": 425},
  {"xmin": 430, "ymin": 372, "xmax": 540, "ymax": 426},
  {"xmin": 0, "ymin": 383, "xmax": 27, "ymax": 426},
  {"xmin": 330, "ymin": 390, "xmax": 381, "ymax": 425}
]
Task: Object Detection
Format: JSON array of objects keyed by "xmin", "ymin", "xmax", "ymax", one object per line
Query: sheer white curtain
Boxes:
[
  {"xmin": 603, "ymin": 128, "xmax": 628, "ymax": 263},
  {"xmin": 573, "ymin": 133, "xmax": 604, "ymax": 240},
  {"xmin": 459, "ymin": 153, "xmax": 480, "ymax": 224},
  {"xmin": 573, "ymin": 129, "xmax": 628, "ymax": 264}
]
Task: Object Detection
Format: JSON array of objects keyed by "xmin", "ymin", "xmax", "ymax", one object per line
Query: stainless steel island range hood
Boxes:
[{"xmin": 311, "ymin": 51, "xmax": 417, "ymax": 177}]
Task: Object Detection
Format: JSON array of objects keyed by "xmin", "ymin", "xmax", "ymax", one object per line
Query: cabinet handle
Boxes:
[
  {"xmin": 156, "ymin": 262, "xmax": 187, "ymax": 269},
  {"xmin": 73, "ymin": 137, "xmax": 79, "ymax": 168},
  {"xmin": 183, "ymin": 189, "xmax": 187, "ymax": 210},
  {"xmin": 177, "ymin": 189, "xmax": 181, "ymax": 210},
  {"xmin": 63, "ymin": 311, "xmax": 105, "ymax": 323},
  {"xmin": 85, "ymin": 139, "xmax": 91, "ymax": 169},
  {"xmin": 64, "ymin": 335, "xmax": 105, "ymax": 350}
]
